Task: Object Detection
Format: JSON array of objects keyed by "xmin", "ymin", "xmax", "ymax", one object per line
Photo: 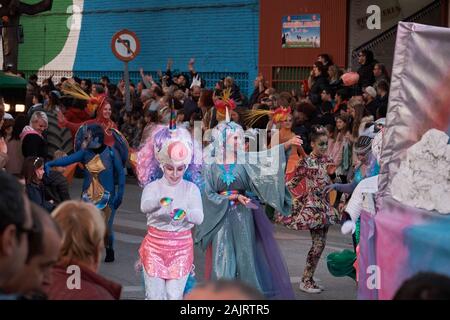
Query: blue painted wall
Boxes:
[{"xmin": 73, "ymin": 0, "xmax": 259, "ymax": 95}]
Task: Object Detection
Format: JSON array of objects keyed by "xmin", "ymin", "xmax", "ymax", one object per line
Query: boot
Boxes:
[{"xmin": 104, "ymin": 247, "xmax": 115, "ymax": 263}]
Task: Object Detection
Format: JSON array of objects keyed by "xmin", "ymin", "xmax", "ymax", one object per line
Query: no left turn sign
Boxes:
[{"xmin": 111, "ymin": 29, "xmax": 141, "ymax": 62}]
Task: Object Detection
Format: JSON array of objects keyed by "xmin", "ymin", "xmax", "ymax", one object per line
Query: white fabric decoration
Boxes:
[{"xmin": 391, "ymin": 129, "xmax": 450, "ymax": 214}]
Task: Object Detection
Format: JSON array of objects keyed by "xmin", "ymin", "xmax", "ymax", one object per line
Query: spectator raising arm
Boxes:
[{"xmin": 140, "ymin": 68, "xmax": 154, "ymax": 89}]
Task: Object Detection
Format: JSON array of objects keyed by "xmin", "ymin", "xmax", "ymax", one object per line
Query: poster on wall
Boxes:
[{"xmin": 282, "ymin": 14, "xmax": 321, "ymax": 48}]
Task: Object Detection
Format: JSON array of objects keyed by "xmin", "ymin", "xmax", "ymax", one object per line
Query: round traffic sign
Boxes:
[{"xmin": 111, "ymin": 29, "xmax": 141, "ymax": 62}]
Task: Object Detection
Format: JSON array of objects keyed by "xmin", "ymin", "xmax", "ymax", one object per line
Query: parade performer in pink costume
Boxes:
[{"xmin": 135, "ymin": 111, "xmax": 203, "ymax": 300}]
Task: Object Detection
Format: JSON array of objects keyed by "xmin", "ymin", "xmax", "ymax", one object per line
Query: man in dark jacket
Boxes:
[
  {"xmin": 308, "ymin": 62, "xmax": 330, "ymax": 107},
  {"xmin": 357, "ymin": 50, "xmax": 377, "ymax": 91},
  {"xmin": 363, "ymin": 86, "xmax": 379, "ymax": 118},
  {"xmin": 312, "ymin": 88, "xmax": 335, "ymax": 127},
  {"xmin": 333, "ymin": 88, "xmax": 349, "ymax": 115}
]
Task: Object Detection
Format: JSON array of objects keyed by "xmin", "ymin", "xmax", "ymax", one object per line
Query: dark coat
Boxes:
[
  {"xmin": 309, "ymin": 75, "xmax": 330, "ymax": 107},
  {"xmin": 26, "ymin": 182, "xmax": 55, "ymax": 213},
  {"xmin": 329, "ymin": 79, "xmax": 343, "ymax": 96},
  {"xmin": 22, "ymin": 133, "xmax": 48, "ymax": 160},
  {"xmin": 183, "ymin": 98, "xmax": 201, "ymax": 123},
  {"xmin": 357, "ymin": 61, "xmax": 377, "ymax": 89},
  {"xmin": 44, "ymin": 171, "xmax": 70, "ymax": 205},
  {"xmin": 229, "ymin": 83, "xmax": 242, "ymax": 105},
  {"xmin": 248, "ymin": 87, "xmax": 266, "ymax": 107},
  {"xmin": 366, "ymin": 99, "xmax": 380, "ymax": 118},
  {"xmin": 311, "ymin": 101, "xmax": 335, "ymax": 127},
  {"xmin": 293, "ymin": 124, "xmax": 312, "ymax": 154},
  {"xmin": 376, "ymin": 94, "xmax": 389, "ymax": 119}
]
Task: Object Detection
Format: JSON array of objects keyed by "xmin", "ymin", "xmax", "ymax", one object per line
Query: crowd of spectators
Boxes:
[{"xmin": 5, "ymin": 51, "xmax": 444, "ymax": 301}]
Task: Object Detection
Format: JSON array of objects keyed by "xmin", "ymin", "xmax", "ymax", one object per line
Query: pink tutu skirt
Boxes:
[{"xmin": 139, "ymin": 226, "xmax": 193, "ymax": 280}]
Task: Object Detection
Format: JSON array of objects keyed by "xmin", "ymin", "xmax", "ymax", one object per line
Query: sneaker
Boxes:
[
  {"xmin": 299, "ymin": 281, "xmax": 322, "ymax": 294},
  {"xmin": 104, "ymin": 248, "xmax": 115, "ymax": 263},
  {"xmin": 313, "ymin": 278, "xmax": 324, "ymax": 290}
]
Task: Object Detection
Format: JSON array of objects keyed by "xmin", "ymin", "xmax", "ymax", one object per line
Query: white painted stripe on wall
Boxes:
[{"xmin": 40, "ymin": 0, "xmax": 84, "ymax": 71}]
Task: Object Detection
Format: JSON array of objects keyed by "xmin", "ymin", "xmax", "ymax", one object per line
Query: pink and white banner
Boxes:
[{"xmin": 379, "ymin": 22, "xmax": 450, "ymax": 198}]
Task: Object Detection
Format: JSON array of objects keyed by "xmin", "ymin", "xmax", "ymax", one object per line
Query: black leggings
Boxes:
[{"xmin": 334, "ymin": 175, "xmax": 348, "ymax": 209}]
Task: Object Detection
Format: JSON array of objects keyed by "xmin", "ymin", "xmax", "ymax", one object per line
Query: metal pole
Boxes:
[{"xmin": 124, "ymin": 61, "xmax": 131, "ymax": 112}]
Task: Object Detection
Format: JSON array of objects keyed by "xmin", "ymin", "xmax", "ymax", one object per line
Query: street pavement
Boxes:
[{"xmin": 69, "ymin": 177, "xmax": 357, "ymax": 300}]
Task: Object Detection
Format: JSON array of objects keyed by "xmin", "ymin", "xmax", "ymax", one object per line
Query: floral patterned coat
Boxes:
[{"xmin": 277, "ymin": 154, "xmax": 340, "ymax": 230}]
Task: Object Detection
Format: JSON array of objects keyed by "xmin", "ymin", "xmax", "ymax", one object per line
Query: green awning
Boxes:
[{"xmin": 0, "ymin": 71, "xmax": 27, "ymax": 89}]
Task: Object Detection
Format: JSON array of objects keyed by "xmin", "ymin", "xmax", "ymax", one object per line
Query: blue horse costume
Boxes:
[{"xmin": 45, "ymin": 124, "xmax": 127, "ymax": 262}]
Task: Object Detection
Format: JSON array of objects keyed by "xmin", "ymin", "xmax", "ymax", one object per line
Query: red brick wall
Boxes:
[{"xmin": 259, "ymin": 0, "xmax": 348, "ymax": 86}]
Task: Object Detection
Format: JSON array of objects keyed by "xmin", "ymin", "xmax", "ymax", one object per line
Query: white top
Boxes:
[
  {"xmin": 345, "ymin": 175, "xmax": 378, "ymax": 222},
  {"xmin": 140, "ymin": 176, "xmax": 204, "ymax": 232}
]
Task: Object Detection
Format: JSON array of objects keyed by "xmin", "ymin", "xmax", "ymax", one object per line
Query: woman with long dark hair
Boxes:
[
  {"xmin": 22, "ymin": 156, "xmax": 55, "ymax": 212},
  {"xmin": 348, "ymin": 103, "xmax": 372, "ymax": 166},
  {"xmin": 328, "ymin": 64, "xmax": 343, "ymax": 94},
  {"xmin": 327, "ymin": 114, "xmax": 353, "ymax": 208},
  {"xmin": 328, "ymin": 114, "xmax": 352, "ymax": 183},
  {"xmin": 373, "ymin": 63, "xmax": 390, "ymax": 85},
  {"xmin": 357, "ymin": 49, "xmax": 377, "ymax": 89}
]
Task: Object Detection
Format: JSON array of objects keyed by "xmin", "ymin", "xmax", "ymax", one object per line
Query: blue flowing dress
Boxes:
[{"xmin": 195, "ymin": 145, "xmax": 295, "ymax": 299}]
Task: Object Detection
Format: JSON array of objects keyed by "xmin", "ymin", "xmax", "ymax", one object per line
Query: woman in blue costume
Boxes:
[
  {"xmin": 195, "ymin": 89, "xmax": 302, "ymax": 299},
  {"xmin": 45, "ymin": 124, "xmax": 126, "ymax": 262}
]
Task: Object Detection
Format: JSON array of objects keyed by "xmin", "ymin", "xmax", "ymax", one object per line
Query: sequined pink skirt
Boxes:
[{"xmin": 139, "ymin": 226, "xmax": 193, "ymax": 280}]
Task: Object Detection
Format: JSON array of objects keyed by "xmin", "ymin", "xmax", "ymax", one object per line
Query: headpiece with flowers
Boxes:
[
  {"xmin": 243, "ymin": 106, "xmax": 292, "ymax": 128},
  {"xmin": 61, "ymin": 81, "xmax": 107, "ymax": 115},
  {"xmin": 214, "ymin": 88, "xmax": 237, "ymax": 122}
]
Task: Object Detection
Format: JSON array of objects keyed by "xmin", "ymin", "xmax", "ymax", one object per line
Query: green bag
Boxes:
[{"xmin": 327, "ymin": 249, "xmax": 357, "ymax": 280}]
